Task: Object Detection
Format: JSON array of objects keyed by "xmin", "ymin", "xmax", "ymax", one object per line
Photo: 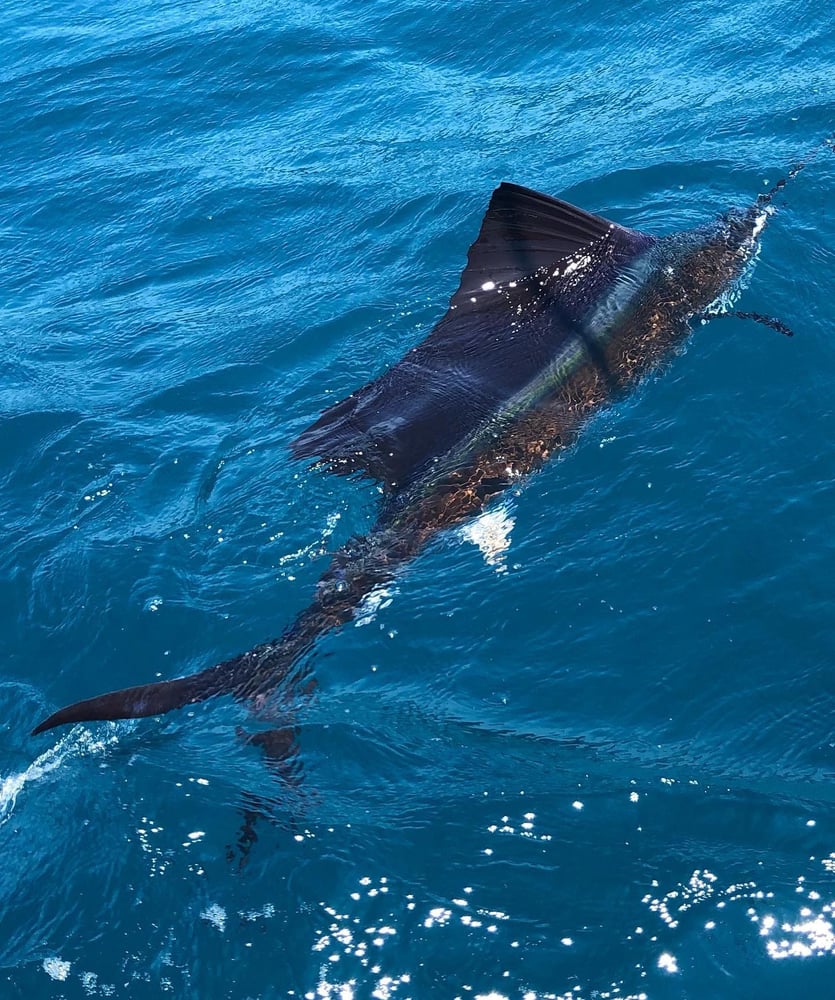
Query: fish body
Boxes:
[{"xmin": 31, "ymin": 183, "xmax": 774, "ymax": 736}]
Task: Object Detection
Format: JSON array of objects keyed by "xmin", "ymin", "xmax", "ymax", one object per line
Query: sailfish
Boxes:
[{"xmin": 32, "ymin": 160, "xmax": 810, "ymax": 742}]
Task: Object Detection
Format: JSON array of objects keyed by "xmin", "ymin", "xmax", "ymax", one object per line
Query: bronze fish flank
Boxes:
[{"xmin": 32, "ymin": 176, "xmax": 791, "ymax": 739}]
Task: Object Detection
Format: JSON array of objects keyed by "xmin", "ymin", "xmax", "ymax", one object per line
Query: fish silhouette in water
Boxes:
[{"xmin": 32, "ymin": 160, "xmax": 813, "ymax": 742}]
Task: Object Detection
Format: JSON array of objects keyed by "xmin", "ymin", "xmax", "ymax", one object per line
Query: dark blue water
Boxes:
[{"xmin": 2, "ymin": 2, "xmax": 834, "ymax": 996}]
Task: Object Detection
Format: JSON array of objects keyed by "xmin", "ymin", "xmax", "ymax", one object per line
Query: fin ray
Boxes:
[{"xmin": 448, "ymin": 181, "xmax": 618, "ymax": 310}]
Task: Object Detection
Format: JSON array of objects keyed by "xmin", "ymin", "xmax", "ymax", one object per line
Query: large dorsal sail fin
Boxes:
[
  {"xmin": 291, "ymin": 183, "xmax": 652, "ymax": 489},
  {"xmin": 447, "ymin": 182, "xmax": 620, "ymax": 311}
]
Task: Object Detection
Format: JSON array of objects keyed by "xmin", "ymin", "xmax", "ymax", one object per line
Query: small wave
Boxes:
[{"xmin": 0, "ymin": 726, "xmax": 120, "ymax": 826}]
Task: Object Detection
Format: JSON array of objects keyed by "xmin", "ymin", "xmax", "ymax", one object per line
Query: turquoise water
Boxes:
[{"xmin": 2, "ymin": 1, "xmax": 834, "ymax": 996}]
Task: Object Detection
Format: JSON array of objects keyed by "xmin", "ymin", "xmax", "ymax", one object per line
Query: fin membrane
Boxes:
[
  {"xmin": 31, "ymin": 663, "xmax": 232, "ymax": 735},
  {"xmin": 447, "ymin": 181, "xmax": 617, "ymax": 310},
  {"xmin": 291, "ymin": 182, "xmax": 649, "ymax": 488}
]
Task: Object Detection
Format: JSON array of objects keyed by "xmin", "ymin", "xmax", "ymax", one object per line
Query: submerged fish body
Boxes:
[{"xmin": 31, "ymin": 183, "xmax": 774, "ymax": 737}]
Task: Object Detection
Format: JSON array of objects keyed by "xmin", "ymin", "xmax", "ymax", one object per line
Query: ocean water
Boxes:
[{"xmin": 1, "ymin": 1, "xmax": 834, "ymax": 996}]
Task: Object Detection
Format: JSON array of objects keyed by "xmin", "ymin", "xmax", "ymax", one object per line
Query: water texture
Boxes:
[{"xmin": 1, "ymin": 1, "xmax": 834, "ymax": 997}]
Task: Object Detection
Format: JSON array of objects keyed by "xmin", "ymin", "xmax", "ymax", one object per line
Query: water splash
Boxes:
[
  {"xmin": 460, "ymin": 506, "xmax": 515, "ymax": 572},
  {"xmin": 0, "ymin": 726, "xmax": 120, "ymax": 826}
]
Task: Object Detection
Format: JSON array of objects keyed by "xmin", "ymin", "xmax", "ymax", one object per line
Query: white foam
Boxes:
[
  {"xmin": 0, "ymin": 727, "xmax": 119, "ymax": 826},
  {"xmin": 200, "ymin": 903, "xmax": 227, "ymax": 932},
  {"xmin": 460, "ymin": 508, "xmax": 514, "ymax": 571},
  {"xmin": 355, "ymin": 585, "xmax": 395, "ymax": 627},
  {"xmin": 43, "ymin": 957, "xmax": 71, "ymax": 981}
]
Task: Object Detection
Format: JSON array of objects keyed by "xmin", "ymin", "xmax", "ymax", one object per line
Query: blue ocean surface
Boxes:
[{"xmin": 2, "ymin": 1, "xmax": 834, "ymax": 996}]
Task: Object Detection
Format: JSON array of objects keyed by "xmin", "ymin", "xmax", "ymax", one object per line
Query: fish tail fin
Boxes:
[
  {"xmin": 30, "ymin": 660, "xmax": 238, "ymax": 736},
  {"xmin": 32, "ymin": 521, "xmax": 399, "ymax": 739},
  {"xmin": 31, "ymin": 621, "xmax": 316, "ymax": 737}
]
